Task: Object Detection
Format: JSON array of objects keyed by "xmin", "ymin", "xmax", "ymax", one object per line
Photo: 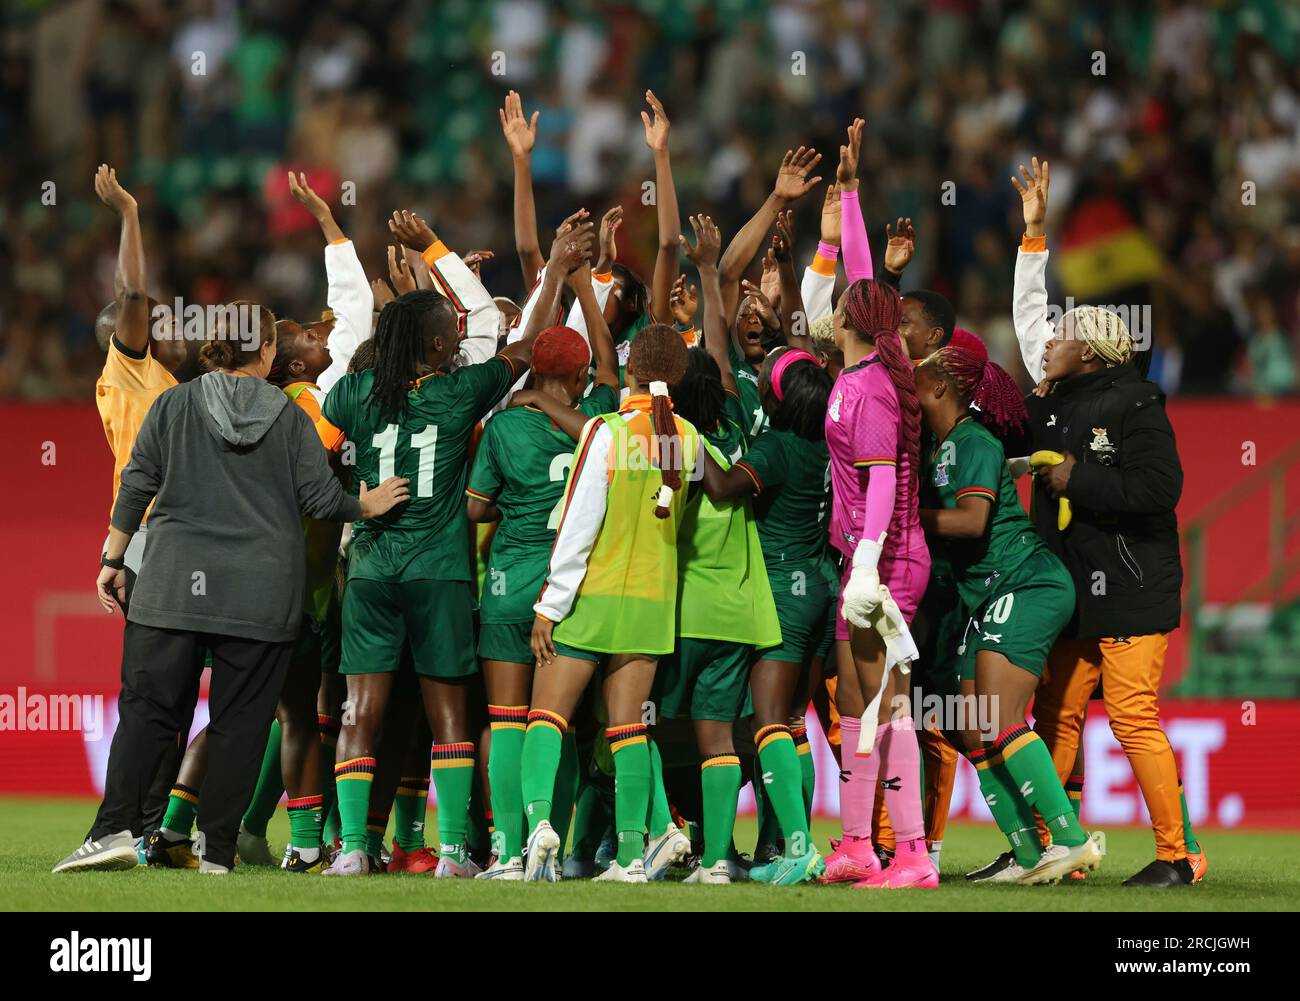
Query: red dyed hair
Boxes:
[
  {"xmin": 842, "ymin": 279, "xmax": 921, "ymax": 499},
  {"xmin": 928, "ymin": 343, "xmax": 1027, "ymax": 439},
  {"xmin": 531, "ymin": 325, "xmax": 590, "ymax": 377}
]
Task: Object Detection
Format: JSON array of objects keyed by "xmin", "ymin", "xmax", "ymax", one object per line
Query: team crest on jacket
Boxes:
[
  {"xmin": 933, "ymin": 463, "xmax": 949, "ymax": 487},
  {"xmin": 617, "ymin": 340, "xmax": 632, "ymax": 364},
  {"xmin": 829, "ymin": 390, "xmax": 842, "ymax": 422},
  {"xmin": 1089, "ymin": 427, "xmax": 1116, "ymax": 462}
]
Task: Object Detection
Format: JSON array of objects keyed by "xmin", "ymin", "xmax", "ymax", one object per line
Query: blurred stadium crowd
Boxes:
[{"xmin": 1, "ymin": 0, "xmax": 1298, "ymax": 400}]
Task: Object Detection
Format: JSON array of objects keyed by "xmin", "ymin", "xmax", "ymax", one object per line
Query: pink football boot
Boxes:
[{"xmin": 818, "ymin": 835, "xmax": 881, "ymax": 884}]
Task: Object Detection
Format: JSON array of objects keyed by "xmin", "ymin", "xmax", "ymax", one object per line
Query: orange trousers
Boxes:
[{"xmin": 1033, "ymin": 634, "xmax": 1186, "ymax": 862}]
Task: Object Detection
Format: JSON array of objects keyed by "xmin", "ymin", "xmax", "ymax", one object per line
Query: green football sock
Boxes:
[
  {"xmin": 969, "ymin": 747, "xmax": 1041, "ymax": 868},
  {"xmin": 608, "ymin": 725, "xmax": 651, "ymax": 867},
  {"xmin": 487, "ymin": 705, "xmax": 527, "ymax": 859},
  {"xmin": 1179, "ymin": 780, "xmax": 1200, "ymax": 854},
  {"xmin": 995, "ymin": 725, "xmax": 1086, "ymax": 849},
  {"xmin": 287, "ymin": 794, "xmax": 324, "ymax": 850},
  {"xmin": 700, "ymin": 755, "xmax": 742, "ymax": 867},
  {"xmin": 751, "ymin": 754, "xmax": 780, "ymax": 851},
  {"xmin": 645, "ymin": 737, "xmax": 674, "ymax": 836},
  {"xmin": 392, "ymin": 776, "xmax": 429, "ymax": 851},
  {"xmin": 240, "ymin": 720, "xmax": 283, "ymax": 837},
  {"xmin": 160, "ymin": 783, "xmax": 199, "ymax": 837},
  {"xmin": 792, "ymin": 724, "xmax": 816, "ymax": 826},
  {"xmin": 520, "ymin": 711, "xmax": 567, "ymax": 835},
  {"xmin": 318, "ymin": 715, "xmax": 341, "ymax": 844},
  {"xmin": 468, "ymin": 767, "xmax": 490, "ymax": 859},
  {"xmin": 334, "ymin": 756, "xmax": 376, "ymax": 854},
  {"xmin": 552, "ymin": 730, "xmax": 579, "ymax": 854},
  {"xmin": 430, "ymin": 742, "xmax": 475, "ymax": 859},
  {"xmin": 756, "ymin": 725, "xmax": 811, "ymax": 856}
]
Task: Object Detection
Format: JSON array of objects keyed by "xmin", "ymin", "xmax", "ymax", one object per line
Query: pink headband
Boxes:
[{"xmin": 770, "ymin": 349, "xmax": 818, "ymax": 401}]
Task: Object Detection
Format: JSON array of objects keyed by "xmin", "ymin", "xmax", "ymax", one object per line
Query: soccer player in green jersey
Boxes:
[
  {"xmin": 522, "ymin": 325, "xmax": 701, "ymax": 883},
  {"xmin": 465, "ymin": 257, "xmax": 621, "ymax": 880},
  {"xmin": 915, "ymin": 343, "xmax": 1105, "ymax": 884},
  {"xmin": 319, "ymin": 215, "xmax": 593, "ymax": 877}
]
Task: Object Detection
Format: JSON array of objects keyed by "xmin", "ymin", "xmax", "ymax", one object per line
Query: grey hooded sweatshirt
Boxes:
[{"xmin": 112, "ymin": 371, "xmax": 362, "ymax": 642}]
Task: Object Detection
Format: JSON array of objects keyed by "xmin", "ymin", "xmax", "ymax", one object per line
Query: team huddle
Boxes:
[{"xmin": 58, "ymin": 90, "xmax": 1207, "ymax": 890}]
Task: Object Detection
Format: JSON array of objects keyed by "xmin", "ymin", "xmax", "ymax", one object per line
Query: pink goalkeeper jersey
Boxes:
[{"xmin": 824, "ymin": 354, "xmax": 925, "ymax": 563}]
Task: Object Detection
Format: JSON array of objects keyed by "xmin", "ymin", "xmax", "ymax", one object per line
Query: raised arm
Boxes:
[
  {"xmin": 772, "ymin": 210, "xmax": 811, "ymax": 353},
  {"xmin": 801, "ymin": 183, "xmax": 841, "ymax": 322},
  {"xmin": 572, "ymin": 240, "xmax": 618, "ymax": 390},
  {"xmin": 681, "ymin": 213, "xmax": 736, "ymax": 395},
  {"xmin": 500, "ymin": 90, "xmax": 544, "ymax": 282},
  {"xmin": 500, "ymin": 221, "xmax": 594, "ymax": 372},
  {"xmin": 642, "ymin": 90, "xmax": 681, "ymax": 323},
  {"xmin": 1010, "ymin": 156, "xmax": 1053, "ymax": 382},
  {"xmin": 719, "ymin": 146, "xmax": 822, "ymax": 323},
  {"xmin": 94, "ymin": 165, "xmax": 149, "ymax": 353},
  {"xmin": 289, "ymin": 171, "xmax": 369, "ymax": 391},
  {"xmin": 837, "ymin": 118, "xmax": 873, "ymax": 282},
  {"xmin": 881, "ymin": 216, "xmax": 915, "ymax": 289}
]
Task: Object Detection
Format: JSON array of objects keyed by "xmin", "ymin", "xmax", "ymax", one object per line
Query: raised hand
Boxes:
[
  {"xmin": 287, "ymin": 170, "xmax": 330, "ymax": 218},
  {"xmin": 836, "ymin": 118, "xmax": 865, "ymax": 188},
  {"xmin": 371, "ymin": 278, "xmax": 395, "ymax": 310},
  {"xmin": 555, "ymin": 207, "xmax": 590, "ymax": 239},
  {"xmin": 760, "ymin": 249, "xmax": 781, "ymax": 307},
  {"xmin": 595, "ymin": 205, "xmax": 622, "ymax": 273},
  {"xmin": 387, "ymin": 245, "xmax": 417, "ymax": 295},
  {"xmin": 679, "ymin": 213, "xmax": 721, "ymax": 269},
  {"xmin": 773, "ymin": 146, "xmax": 823, "ymax": 204},
  {"xmin": 641, "ymin": 89, "xmax": 670, "ymax": 153},
  {"xmin": 463, "ymin": 249, "xmax": 494, "ymax": 278},
  {"xmin": 668, "ymin": 274, "xmax": 699, "ymax": 326},
  {"xmin": 549, "ymin": 220, "xmax": 595, "ymax": 274},
  {"xmin": 820, "ymin": 183, "xmax": 842, "ymax": 245},
  {"xmin": 94, "ymin": 164, "xmax": 137, "ymax": 216},
  {"xmin": 388, "ymin": 209, "xmax": 437, "ymax": 251},
  {"xmin": 772, "ymin": 209, "xmax": 795, "ymax": 261},
  {"xmin": 740, "ymin": 279, "xmax": 779, "ymax": 329},
  {"xmin": 884, "ymin": 217, "xmax": 916, "ymax": 274},
  {"xmin": 499, "ymin": 89, "xmax": 538, "ymax": 159},
  {"xmin": 1011, "ymin": 156, "xmax": 1050, "ymax": 238}
]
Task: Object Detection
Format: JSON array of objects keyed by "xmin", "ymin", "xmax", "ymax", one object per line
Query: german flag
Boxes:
[{"xmin": 1056, "ymin": 196, "xmax": 1162, "ymax": 298}]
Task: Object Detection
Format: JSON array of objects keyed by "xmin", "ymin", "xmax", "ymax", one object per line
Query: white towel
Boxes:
[{"xmin": 854, "ymin": 584, "xmax": 920, "ymax": 756}]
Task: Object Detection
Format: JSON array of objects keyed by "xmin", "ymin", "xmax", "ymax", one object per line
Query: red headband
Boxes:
[{"xmin": 770, "ymin": 349, "xmax": 818, "ymax": 401}]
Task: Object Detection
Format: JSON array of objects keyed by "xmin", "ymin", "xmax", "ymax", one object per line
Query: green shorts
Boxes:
[
  {"xmin": 477, "ymin": 620, "xmax": 533, "ymax": 665},
  {"xmin": 341, "ymin": 578, "xmax": 477, "ymax": 678},
  {"xmin": 551, "ymin": 640, "xmax": 605, "ymax": 665},
  {"xmin": 956, "ymin": 551, "xmax": 1075, "ymax": 680},
  {"xmin": 654, "ymin": 638, "xmax": 752, "ymax": 722},
  {"xmin": 912, "ymin": 576, "xmax": 967, "ymax": 696},
  {"xmin": 758, "ymin": 562, "xmax": 835, "ymax": 665}
]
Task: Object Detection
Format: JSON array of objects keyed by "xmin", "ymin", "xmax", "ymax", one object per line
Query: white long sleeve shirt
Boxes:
[
  {"xmin": 316, "ymin": 239, "xmax": 373, "ymax": 394},
  {"xmin": 534, "ymin": 417, "xmax": 610, "ymax": 624},
  {"xmin": 801, "ymin": 261, "xmax": 836, "ymax": 322},
  {"xmin": 422, "ymin": 242, "xmax": 502, "ymax": 370},
  {"xmin": 1012, "ymin": 243, "xmax": 1053, "ymax": 383}
]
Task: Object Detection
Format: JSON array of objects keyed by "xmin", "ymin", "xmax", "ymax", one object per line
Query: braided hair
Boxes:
[
  {"xmin": 925, "ymin": 344, "xmax": 1028, "ymax": 440},
  {"xmin": 671, "ymin": 348, "xmax": 726, "ymax": 435},
  {"xmin": 365, "ymin": 290, "xmax": 455, "ymax": 420},
  {"xmin": 628, "ymin": 323, "xmax": 689, "ymax": 518},
  {"xmin": 842, "ymin": 278, "xmax": 921, "ymax": 498}
]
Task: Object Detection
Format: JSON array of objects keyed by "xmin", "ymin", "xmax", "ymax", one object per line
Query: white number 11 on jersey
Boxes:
[{"xmin": 373, "ymin": 424, "xmax": 438, "ymax": 498}]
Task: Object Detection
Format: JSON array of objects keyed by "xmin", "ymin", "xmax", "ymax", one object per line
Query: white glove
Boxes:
[{"xmin": 840, "ymin": 537, "xmax": 883, "ymax": 628}]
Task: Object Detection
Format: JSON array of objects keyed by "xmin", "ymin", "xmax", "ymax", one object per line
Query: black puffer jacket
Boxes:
[{"xmin": 1024, "ymin": 363, "xmax": 1183, "ymax": 639}]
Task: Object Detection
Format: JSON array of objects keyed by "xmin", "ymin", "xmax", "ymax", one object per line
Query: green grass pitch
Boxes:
[{"xmin": 3, "ymin": 796, "xmax": 1297, "ymax": 911}]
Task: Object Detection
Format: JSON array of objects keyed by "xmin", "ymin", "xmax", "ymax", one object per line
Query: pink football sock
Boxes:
[
  {"xmin": 878, "ymin": 716, "xmax": 927, "ymax": 857},
  {"xmin": 837, "ymin": 716, "xmax": 878, "ymax": 840}
]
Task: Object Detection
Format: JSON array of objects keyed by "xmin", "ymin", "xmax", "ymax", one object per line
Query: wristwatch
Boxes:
[{"xmin": 100, "ymin": 553, "xmax": 126, "ymax": 570}]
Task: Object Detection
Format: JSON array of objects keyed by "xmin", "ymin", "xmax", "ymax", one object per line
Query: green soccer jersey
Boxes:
[
  {"xmin": 733, "ymin": 428, "xmax": 834, "ymax": 569},
  {"xmin": 729, "ymin": 342, "xmax": 769, "ymax": 440},
  {"xmin": 613, "ymin": 306, "xmax": 655, "ymax": 389},
  {"xmin": 922, "ymin": 414, "xmax": 1044, "ymax": 610},
  {"xmin": 467, "ymin": 384, "xmax": 619, "ymax": 622},
  {"xmin": 323, "ymin": 355, "xmax": 521, "ymax": 583}
]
